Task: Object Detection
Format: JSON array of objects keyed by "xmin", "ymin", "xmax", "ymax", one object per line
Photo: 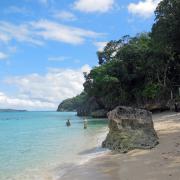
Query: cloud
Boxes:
[
  {"xmin": 74, "ymin": 59, "xmax": 80, "ymax": 64},
  {"xmin": 48, "ymin": 56, "xmax": 70, "ymax": 62},
  {"xmin": 0, "ymin": 20, "xmax": 102, "ymax": 45},
  {"xmin": 128, "ymin": 0, "xmax": 161, "ymax": 18},
  {"xmin": 0, "ymin": 21, "xmax": 43, "ymax": 45},
  {"xmin": 73, "ymin": 0, "xmax": 115, "ymax": 13},
  {"xmin": 32, "ymin": 19, "xmax": 102, "ymax": 44},
  {"xmin": 80, "ymin": 64, "xmax": 91, "ymax": 73},
  {"xmin": 24, "ymin": 0, "xmax": 50, "ymax": 6},
  {"xmin": 94, "ymin": 41, "xmax": 107, "ymax": 51},
  {"xmin": 8, "ymin": 46, "xmax": 18, "ymax": 53},
  {"xmin": 3, "ymin": 65, "xmax": 91, "ymax": 110},
  {"xmin": 0, "ymin": 32, "xmax": 11, "ymax": 43},
  {"xmin": 5, "ymin": 6, "xmax": 30, "ymax": 14},
  {"xmin": 0, "ymin": 52, "xmax": 8, "ymax": 60},
  {"xmin": 0, "ymin": 92, "xmax": 56, "ymax": 110},
  {"xmin": 34, "ymin": 20, "xmax": 103, "ymax": 44},
  {"xmin": 53, "ymin": 11, "xmax": 77, "ymax": 21},
  {"xmin": 38, "ymin": 0, "xmax": 48, "ymax": 6}
]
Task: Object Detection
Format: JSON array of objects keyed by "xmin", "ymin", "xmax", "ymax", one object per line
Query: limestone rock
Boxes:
[
  {"xmin": 102, "ymin": 106, "xmax": 158, "ymax": 152},
  {"xmin": 91, "ymin": 109, "xmax": 108, "ymax": 118},
  {"xmin": 144, "ymin": 103, "xmax": 169, "ymax": 112},
  {"xmin": 77, "ymin": 97, "xmax": 101, "ymax": 116}
]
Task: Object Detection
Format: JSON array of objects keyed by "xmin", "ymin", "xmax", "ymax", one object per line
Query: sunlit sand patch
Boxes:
[
  {"xmin": 154, "ymin": 118, "xmax": 180, "ymax": 135},
  {"xmin": 165, "ymin": 158, "xmax": 180, "ymax": 168},
  {"xmin": 101, "ymin": 168, "xmax": 116, "ymax": 174},
  {"xmin": 153, "ymin": 112, "xmax": 180, "ymax": 121},
  {"xmin": 128, "ymin": 149, "xmax": 151, "ymax": 157}
]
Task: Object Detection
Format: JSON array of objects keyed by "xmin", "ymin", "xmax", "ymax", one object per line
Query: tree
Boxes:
[
  {"xmin": 151, "ymin": 0, "xmax": 180, "ymax": 93},
  {"xmin": 58, "ymin": 0, "xmax": 180, "ymax": 113},
  {"xmin": 152, "ymin": 0, "xmax": 180, "ymax": 54}
]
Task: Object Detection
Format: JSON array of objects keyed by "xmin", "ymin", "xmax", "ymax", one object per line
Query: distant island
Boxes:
[{"xmin": 0, "ymin": 109, "xmax": 27, "ymax": 112}]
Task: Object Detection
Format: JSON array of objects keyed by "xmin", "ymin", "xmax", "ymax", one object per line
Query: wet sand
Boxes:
[{"xmin": 59, "ymin": 112, "xmax": 180, "ymax": 180}]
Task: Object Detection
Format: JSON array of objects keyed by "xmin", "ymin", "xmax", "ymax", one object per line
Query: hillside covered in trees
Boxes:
[
  {"xmin": 57, "ymin": 0, "xmax": 180, "ymax": 116},
  {"xmin": 57, "ymin": 92, "xmax": 87, "ymax": 112}
]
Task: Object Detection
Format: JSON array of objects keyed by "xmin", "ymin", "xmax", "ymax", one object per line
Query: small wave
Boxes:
[
  {"xmin": 78, "ymin": 148, "xmax": 110, "ymax": 165},
  {"xmin": 77, "ymin": 126, "xmax": 109, "ymax": 165},
  {"xmin": 52, "ymin": 126, "xmax": 109, "ymax": 180}
]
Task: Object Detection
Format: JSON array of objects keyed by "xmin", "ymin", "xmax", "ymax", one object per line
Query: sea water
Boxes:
[{"xmin": 0, "ymin": 112, "xmax": 108, "ymax": 180}]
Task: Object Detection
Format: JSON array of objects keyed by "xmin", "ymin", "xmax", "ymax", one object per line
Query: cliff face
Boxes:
[
  {"xmin": 76, "ymin": 97, "xmax": 99, "ymax": 116},
  {"xmin": 57, "ymin": 93, "xmax": 171, "ymax": 118},
  {"xmin": 102, "ymin": 106, "xmax": 159, "ymax": 152},
  {"xmin": 57, "ymin": 94, "xmax": 108, "ymax": 118},
  {"xmin": 57, "ymin": 89, "xmax": 172, "ymax": 119},
  {"xmin": 77, "ymin": 97, "xmax": 108, "ymax": 118}
]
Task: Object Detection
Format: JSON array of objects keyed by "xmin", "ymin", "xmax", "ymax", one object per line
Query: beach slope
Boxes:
[{"xmin": 60, "ymin": 112, "xmax": 180, "ymax": 180}]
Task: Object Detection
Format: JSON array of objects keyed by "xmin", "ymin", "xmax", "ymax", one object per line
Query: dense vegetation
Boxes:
[
  {"xmin": 57, "ymin": 92, "xmax": 87, "ymax": 112},
  {"xmin": 58, "ymin": 0, "xmax": 180, "ymax": 114}
]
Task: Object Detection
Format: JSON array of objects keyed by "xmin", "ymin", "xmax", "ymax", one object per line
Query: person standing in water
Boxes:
[
  {"xmin": 83, "ymin": 118, "xmax": 88, "ymax": 129},
  {"xmin": 66, "ymin": 119, "xmax": 71, "ymax": 127},
  {"xmin": 175, "ymin": 102, "xmax": 179, "ymax": 112}
]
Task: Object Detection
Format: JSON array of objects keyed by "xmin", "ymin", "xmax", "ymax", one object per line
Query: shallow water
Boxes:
[{"xmin": 0, "ymin": 111, "xmax": 108, "ymax": 180}]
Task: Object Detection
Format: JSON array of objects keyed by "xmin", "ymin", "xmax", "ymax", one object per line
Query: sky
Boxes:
[{"xmin": 0, "ymin": 0, "xmax": 162, "ymax": 110}]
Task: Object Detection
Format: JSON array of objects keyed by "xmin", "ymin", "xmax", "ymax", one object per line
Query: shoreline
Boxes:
[
  {"xmin": 52, "ymin": 126, "xmax": 110, "ymax": 180},
  {"xmin": 58, "ymin": 112, "xmax": 180, "ymax": 180},
  {"xmin": 0, "ymin": 112, "xmax": 109, "ymax": 180}
]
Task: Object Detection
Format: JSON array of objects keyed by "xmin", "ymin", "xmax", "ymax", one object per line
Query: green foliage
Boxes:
[
  {"xmin": 57, "ymin": 92, "xmax": 87, "ymax": 112},
  {"xmin": 83, "ymin": 0, "xmax": 180, "ymax": 109},
  {"xmin": 58, "ymin": 0, "xmax": 180, "ymax": 113},
  {"xmin": 142, "ymin": 83, "xmax": 162, "ymax": 99},
  {"xmin": 152, "ymin": 0, "xmax": 180, "ymax": 54},
  {"xmin": 151, "ymin": 0, "xmax": 180, "ymax": 88}
]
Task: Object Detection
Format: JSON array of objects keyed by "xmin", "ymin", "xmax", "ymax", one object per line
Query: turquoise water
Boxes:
[{"xmin": 0, "ymin": 112, "xmax": 108, "ymax": 180}]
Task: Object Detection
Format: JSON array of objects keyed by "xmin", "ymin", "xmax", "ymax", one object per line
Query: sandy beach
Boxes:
[{"xmin": 59, "ymin": 112, "xmax": 180, "ymax": 180}]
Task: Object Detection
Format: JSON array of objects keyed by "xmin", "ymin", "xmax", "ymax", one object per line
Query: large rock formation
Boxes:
[
  {"xmin": 102, "ymin": 106, "xmax": 158, "ymax": 152},
  {"xmin": 91, "ymin": 109, "xmax": 108, "ymax": 118},
  {"xmin": 77, "ymin": 97, "xmax": 100, "ymax": 116},
  {"xmin": 57, "ymin": 93, "xmax": 108, "ymax": 118}
]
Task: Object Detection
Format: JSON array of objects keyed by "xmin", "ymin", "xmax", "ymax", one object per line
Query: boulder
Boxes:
[{"xmin": 102, "ymin": 106, "xmax": 158, "ymax": 152}]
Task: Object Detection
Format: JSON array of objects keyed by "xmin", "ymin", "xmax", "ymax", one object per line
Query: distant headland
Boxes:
[{"xmin": 0, "ymin": 109, "xmax": 27, "ymax": 112}]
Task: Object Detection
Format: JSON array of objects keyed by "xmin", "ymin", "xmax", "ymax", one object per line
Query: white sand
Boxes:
[{"xmin": 59, "ymin": 112, "xmax": 180, "ymax": 180}]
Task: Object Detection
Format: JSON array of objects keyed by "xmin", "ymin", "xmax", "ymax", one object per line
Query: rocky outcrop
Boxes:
[
  {"xmin": 167, "ymin": 99, "xmax": 180, "ymax": 112},
  {"xmin": 57, "ymin": 94, "xmax": 108, "ymax": 117},
  {"xmin": 91, "ymin": 109, "xmax": 108, "ymax": 118},
  {"xmin": 144, "ymin": 102, "xmax": 169, "ymax": 112},
  {"xmin": 77, "ymin": 97, "xmax": 101, "ymax": 116},
  {"xmin": 102, "ymin": 106, "xmax": 158, "ymax": 152}
]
